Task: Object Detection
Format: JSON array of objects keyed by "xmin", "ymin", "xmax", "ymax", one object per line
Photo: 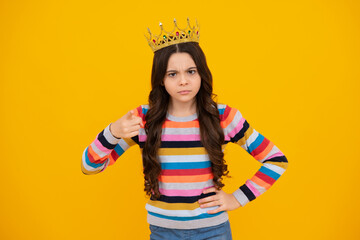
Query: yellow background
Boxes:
[{"xmin": 1, "ymin": 0, "xmax": 359, "ymax": 239}]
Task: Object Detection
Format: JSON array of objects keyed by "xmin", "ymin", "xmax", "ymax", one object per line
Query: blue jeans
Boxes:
[{"xmin": 149, "ymin": 220, "xmax": 233, "ymax": 240}]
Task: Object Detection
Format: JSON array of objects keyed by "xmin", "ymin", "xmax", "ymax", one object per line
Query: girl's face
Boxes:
[{"xmin": 163, "ymin": 52, "xmax": 201, "ymax": 107}]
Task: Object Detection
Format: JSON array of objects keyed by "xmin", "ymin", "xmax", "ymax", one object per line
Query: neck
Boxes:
[{"xmin": 168, "ymin": 99, "xmax": 197, "ymax": 117}]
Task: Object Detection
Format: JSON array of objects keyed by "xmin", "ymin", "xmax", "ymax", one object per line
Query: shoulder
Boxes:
[
  {"xmin": 132, "ymin": 104, "xmax": 149, "ymax": 121},
  {"xmin": 216, "ymin": 103, "xmax": 242, "ymax": 122}
]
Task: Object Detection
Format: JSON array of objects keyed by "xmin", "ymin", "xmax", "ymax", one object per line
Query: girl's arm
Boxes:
[
  {"xmin": 81, "ymin": 109, "xmax": 141, "ymax": 175},
  {"xmin": 224, "ymin": 105, "xmax": 289, "ymax": 207}
]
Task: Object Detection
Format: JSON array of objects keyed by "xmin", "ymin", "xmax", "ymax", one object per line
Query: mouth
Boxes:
[{"xmin": 178, "ymin": 90, "xmax": 191, "ymax": 95}]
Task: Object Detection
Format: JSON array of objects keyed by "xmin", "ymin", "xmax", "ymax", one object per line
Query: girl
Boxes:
[{"xmin": 81, "ymin": 18, "xmax": 289, "ymax": 240}]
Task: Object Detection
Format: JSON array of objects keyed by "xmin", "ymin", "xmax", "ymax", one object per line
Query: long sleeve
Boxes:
[
  {"xmin": 222, "ymin": 105, "xmax": 289, "ymax": 207},
  {"xmin": 81, "ymin": 121, "xmax": 138, "ymax": 175}
]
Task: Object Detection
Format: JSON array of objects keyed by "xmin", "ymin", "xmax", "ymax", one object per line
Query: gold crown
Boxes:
[{"xmin": 144, "ymin": 17, "xmax": 200, "ymax": 53}]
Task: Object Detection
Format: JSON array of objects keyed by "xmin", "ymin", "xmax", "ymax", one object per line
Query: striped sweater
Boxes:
[{"xmin": 81, "ymin": 103, "xmax": 289, "ymax": 229}]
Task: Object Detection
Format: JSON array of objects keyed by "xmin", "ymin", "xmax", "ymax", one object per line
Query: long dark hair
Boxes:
[{"xmin": 142, "ymin": 42, "xmax": 230, "ymax": 199}]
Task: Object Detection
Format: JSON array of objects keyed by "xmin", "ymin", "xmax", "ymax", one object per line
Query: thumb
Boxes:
[{"xmin": 125, "ymin": 110, "xmax": 135, "ymax": 119}]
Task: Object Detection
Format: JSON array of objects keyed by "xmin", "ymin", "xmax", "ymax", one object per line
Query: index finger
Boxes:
[
  {"xmin": 202, "ymin": 187, "xmax": 218, "ymax": 195},
  {"xmin": 198, "ymin": 194, "xmax": 218, "ymax": 204}
]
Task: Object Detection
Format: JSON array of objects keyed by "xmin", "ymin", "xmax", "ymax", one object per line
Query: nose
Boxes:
[{"xmin": 179, "ymin": 74, "xmax": 188, "ymax": 86}]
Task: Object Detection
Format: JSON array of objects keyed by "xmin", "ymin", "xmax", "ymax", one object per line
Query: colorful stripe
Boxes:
[
  {"xmin": 81, "ymin": 103, "xmax": 288, "ymax": 229},
  {"xmin": 148, "ymin": 210, "xmax": 224, "ymax": 221},
  {"xmin": 161, "ymin": 161, "xmax": 211, "ymax": 170}
]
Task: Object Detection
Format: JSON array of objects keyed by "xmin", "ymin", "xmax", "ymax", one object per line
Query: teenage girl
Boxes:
[{"xmin": 82, "ymin": 20, "xmax": 288, "ymax": 240}]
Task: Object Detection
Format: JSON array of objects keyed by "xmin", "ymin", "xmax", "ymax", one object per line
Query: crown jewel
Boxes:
[{"xmin": 144, "ymin": 17, "xmax": 200, "ymax": 53}]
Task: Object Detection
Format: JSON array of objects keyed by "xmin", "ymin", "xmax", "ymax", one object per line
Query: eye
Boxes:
[
  {"xmin": 168, "ymin": 72, "xmax": 176, "ymax": 77},
  {"xmin": 189, "ymin": 70, "xmax": 196, "ymax": 74}
]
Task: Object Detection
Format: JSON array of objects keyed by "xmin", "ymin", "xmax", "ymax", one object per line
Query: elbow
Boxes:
[
  {"xmin": 81, "ymin": 160, "xmax": 92, "ymax": 175},
  {"xmin": 284, "ymin": 156, "xmax": 289, "ymax": 169},
  {"xmin": 279, "ymin": 156, "xmax": 289, "ymax": 171},
  {"xmin": 81, "ymin": 157, "xmax": 107, "ymax": 175}
]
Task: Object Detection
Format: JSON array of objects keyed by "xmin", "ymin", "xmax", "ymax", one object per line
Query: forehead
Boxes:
[{"xmin": 167, "ymin": 52, "xmax": 196, "ymax": 69}]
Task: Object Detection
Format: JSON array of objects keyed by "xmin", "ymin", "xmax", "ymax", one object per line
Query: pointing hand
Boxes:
[{"xmin": 110, "ymin": 110, "xmax": 144, "ymax": 139}]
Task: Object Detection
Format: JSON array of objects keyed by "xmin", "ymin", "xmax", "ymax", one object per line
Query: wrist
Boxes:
[{"xmin": 109, "ymin": 123, "xmax": 121, "ymax": 139}]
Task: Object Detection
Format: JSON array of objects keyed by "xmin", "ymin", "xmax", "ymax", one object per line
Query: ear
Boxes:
[{"xmin": 160, "ymin": 81, "xmax": 164, "ymax": 86}]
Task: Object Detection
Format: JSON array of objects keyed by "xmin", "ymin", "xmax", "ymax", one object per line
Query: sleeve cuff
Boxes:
[
  {"xmin": 232, "ymin": 188, "xmax": 250, "ymax": 207},
  {"xmin": 104, "ymin": 123, "xmax": 122, "ymax": 144}
]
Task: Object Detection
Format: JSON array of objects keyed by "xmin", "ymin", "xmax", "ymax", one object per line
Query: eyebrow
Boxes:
[{"xmin": 166, "ymin": 67, "xmax": 197, "ymax": 73}]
